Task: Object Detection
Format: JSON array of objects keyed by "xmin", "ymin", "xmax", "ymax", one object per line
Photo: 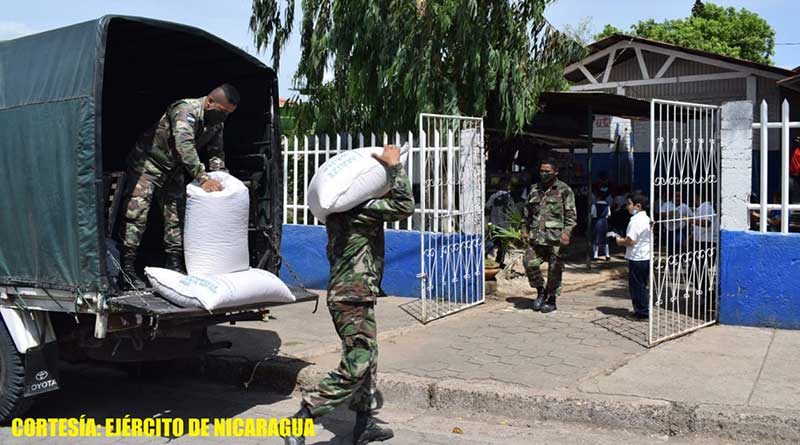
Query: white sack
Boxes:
[
  {"xmin": 184, "ymin": 171, "xmax": 250, "ymax": 275},
  {"xmin": 144, "ymin": 267, "xmax": 295, "ymax": 311},
  {"xmin": 307, "ymin": 144, "xmax": 408, "ymax": 223}
]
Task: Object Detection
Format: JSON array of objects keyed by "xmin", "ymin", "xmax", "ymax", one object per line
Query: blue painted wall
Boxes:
[
  {"xmin": 279, "ymin": 224, "xmax": 329, "ymax": 290},
  {"xmin": 279, "ymin": 224, "xmax": 423, "ymax": 297},
  {"xmin": 719, "ymin": 230, "xmax": 800, "ymax": 329},
  {"xmin": 279, "ymin": 224, "xmax": 485, "ymax": 299}
]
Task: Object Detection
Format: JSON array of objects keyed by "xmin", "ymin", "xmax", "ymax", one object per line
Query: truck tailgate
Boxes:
[{"xmin": 108, "ymin": 287, "xmax": 319, "ymax": 319}]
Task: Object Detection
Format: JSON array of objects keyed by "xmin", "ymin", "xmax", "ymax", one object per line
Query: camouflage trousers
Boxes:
[
  {"xmin": 121, "ymin": 169, "xmax": 185, "ymax": 254},
  {"xmin": 523, "ymin": 244, "xmax": 564, "ymax": 298},
  {"xmin": 303, "ymin": 300, "xmax": 378, "ymax": 417}
]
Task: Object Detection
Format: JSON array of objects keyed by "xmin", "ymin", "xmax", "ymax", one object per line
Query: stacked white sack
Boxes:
[
  {"xmin": 184, "ymin": 171, "xmax": 249, "ymax": 275},
  {"xmin": 145, "ymin": 267, "xmax": 295, "ymax": 311},
  {"xmin": 307, "ymin": 144, "xmax": 409, "ymax": 223}
]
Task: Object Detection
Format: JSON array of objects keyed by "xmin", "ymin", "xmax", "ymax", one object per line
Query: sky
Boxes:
[{"xmin": 2, "ymin": 0, "xmax": 798, "ymax": 98}]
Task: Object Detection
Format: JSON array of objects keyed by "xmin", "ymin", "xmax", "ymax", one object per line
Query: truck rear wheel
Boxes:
[{"xmin": 0, "ymin": 322, "xmax": 33, "ymax": 423}]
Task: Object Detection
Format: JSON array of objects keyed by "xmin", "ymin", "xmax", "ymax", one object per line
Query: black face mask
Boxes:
[
  {"xmin": 539, "ymin": 172, "xmax": 555, "ymax": 184},
  {"xmin": 205, "ymin": 108, "xmax": 228, "ymax": 126}
]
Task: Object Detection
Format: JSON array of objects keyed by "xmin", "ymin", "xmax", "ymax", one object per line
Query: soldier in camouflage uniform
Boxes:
[
  {"xmin": 285, "ymin": 145, "xmax": 414, "ymax": 445},
  {"xmin": 118, "ymin": 84, "xmax": 239, "ymax": 289},
  {"xmin": 523, "ymin": 158, "xmax": 577, "ymax": 313}
]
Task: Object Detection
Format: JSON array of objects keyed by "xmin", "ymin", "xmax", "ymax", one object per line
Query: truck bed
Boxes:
[{"xmin": 107, "ymin": 287, "xmax": 319, "ymax": 319}]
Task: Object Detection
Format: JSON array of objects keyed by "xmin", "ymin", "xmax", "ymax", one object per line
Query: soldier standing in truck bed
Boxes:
[
  {"xmin": 118, "ymin": 84, "xmax": 239, "ymax": 289},
  {"xmin": 523, "ymin": 157, "xmax": 577, "ymax": 313}
]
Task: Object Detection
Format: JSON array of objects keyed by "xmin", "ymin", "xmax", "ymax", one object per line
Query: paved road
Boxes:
[{"xmin": 2, "ymin": 364, "xmax": 740, "ymax": 445}]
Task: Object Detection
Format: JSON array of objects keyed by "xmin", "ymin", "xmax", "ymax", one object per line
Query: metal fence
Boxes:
[
  {"xmin": 415, "ymin": 114, "xmax": 485, "ymax": 322},
  {"xmin": 750, "ymin": 100, "xmax": 800, "ymax": 233},
  {"xmin": 282, "ymin": 131, "xmax": 422, "ymax": 230},
  {"xmin": 281, "ymin": 117, "xmax": 487, "ymax": 323},
  {"xmin": 649, "ymin": 99, "xmax": 721, "ymax": 345}
]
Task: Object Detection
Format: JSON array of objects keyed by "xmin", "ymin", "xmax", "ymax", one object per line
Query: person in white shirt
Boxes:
[
  {"xmin": 691, "ymin": 196, "xmax": 717, "ymax": 248},
  {"xmin": 658, "ymin": 190, "xmax": 692, "ymax": 250},
  {"xmin": 614, "ymin": 192, "xmax": 652, "ymax": 320}
]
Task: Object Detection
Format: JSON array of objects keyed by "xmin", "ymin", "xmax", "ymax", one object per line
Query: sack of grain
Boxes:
[
  {"xmin": 184, "ymin": 171, "xmax": 249, "ymax": 275},
  {"xmin": 144, "ymin": 267, "xmax": 295, "ymax": 311},
  {"xmin": 307, "ymin": 144, "xmax": 408, "ymax": 223}
]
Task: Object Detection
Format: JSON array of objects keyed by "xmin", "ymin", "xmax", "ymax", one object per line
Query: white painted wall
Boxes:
[{"xmin": 720, "ymin": 101, "xmax": 753, "ymax": 230}]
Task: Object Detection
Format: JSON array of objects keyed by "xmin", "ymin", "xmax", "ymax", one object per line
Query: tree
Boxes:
[
  {"xmin": 691, "ymin": 0, "xmax": 705, "ymax": 17},
  {"xmin": 595, "ymin": 2, "xmax": 775, "ymax": 65},
  {"xmin": 593, "ymin": 24, "xmax": 623, "ymax": 42},
  {"xmin": 250, "ymin": 0, "xmax": 585, "ymax": 135},
  {"xmin": 562, "ymin": 16, "xmax": 594, "ymax": 46}
]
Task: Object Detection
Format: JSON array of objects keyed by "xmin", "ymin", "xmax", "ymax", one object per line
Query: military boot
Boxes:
[
  {"xmin": 164, "ymin": 252, "xmax": 185, "ymax": 274},
  {"xmin": 353, "ymin": 411, "xmax": 394, "ymax": 445},
  {"xmin": 531, "ymin": 287, "xmax": 547, "ymax": 311},
  {"xmin": 283, "ymin": 405, "xmax": 313, "ymax": 445},
  {"xmin": 540, "ymin": 292, "xmax": 557, "ymax": 313},
  {"xmin": 118, "ymin": 247, "xmax": 147, "ymax": 290}
]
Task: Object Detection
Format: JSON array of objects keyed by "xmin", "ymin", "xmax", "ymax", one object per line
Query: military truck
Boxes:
[{"xmin": 0, "ymin": 16, "xmax": 314, "ymax": 420}]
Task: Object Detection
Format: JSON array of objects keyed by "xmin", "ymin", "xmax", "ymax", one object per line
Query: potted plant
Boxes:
[
  {"xmin": 488, "ymin": 208, "xmax": 527, "ymax": 252},
  {"xmin": 484, "ymin": 256, "xmax": 501, "ymax": 280}
]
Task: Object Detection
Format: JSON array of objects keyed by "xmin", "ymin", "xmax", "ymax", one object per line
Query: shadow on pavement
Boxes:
[
  {"xmin": 505, "ymin": 296, "xmax": 535, "ymax": 310},
  {"xmin": 592, "ymin": 308, "xmax": 649, "ymax": 347},
  {"xmin": 27, "ymin": 360, "xmax": 294, "ymax": 439},
  {"xmin": 312, "ymin": 404, "xmax": 392, "ymax": 445},
  {"xmin": 589, "ymin": 283, "xmax": 632, "ymax": 300}
]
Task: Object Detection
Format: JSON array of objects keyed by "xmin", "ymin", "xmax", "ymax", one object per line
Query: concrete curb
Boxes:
[{"xmin": 199, "ymin": 354, "xmax": 800, "ymax": 444}]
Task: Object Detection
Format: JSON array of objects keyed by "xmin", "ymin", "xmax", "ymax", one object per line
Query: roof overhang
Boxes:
[
  {"xmin": 778, "ymin": 73, "xmax": 800, "ymax": 93},
  {"xmin": 538, "ymin": 91, "xmax": 651, "ymax": 119},
  {"xmin": 565, "ymin": 34, "xmax": 793, "ymax": 91}
]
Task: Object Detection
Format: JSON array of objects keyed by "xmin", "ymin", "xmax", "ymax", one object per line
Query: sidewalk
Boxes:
[{"xmin": 201, "ymin": 265, "xmax": 800, "ymax": 443}]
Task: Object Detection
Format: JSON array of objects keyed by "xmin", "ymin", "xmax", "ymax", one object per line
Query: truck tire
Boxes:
[{"xmin": 0, "ymin": 322, "xmax": 33, "ymax": 423}]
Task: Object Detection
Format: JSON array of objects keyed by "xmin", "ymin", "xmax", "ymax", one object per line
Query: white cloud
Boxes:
[{"xmin": 0, "ymin": 21, "xmax": 36, "ymax": 41}]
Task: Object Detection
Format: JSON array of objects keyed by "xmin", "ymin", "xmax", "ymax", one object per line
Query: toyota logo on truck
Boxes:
[{"xmin": 30, "ymin": 370, "xmax": 57, "ymax": 392}]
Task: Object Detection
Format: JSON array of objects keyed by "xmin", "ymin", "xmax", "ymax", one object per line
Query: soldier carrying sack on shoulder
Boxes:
[{"xmin": 284, "ymin": 145, "xmax": 415, "ymax": 445}]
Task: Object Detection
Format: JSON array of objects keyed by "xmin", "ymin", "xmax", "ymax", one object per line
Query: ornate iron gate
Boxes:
[
  {"xmin": 415, "ymin": 114, "xmax": 485, "ymax": 323},
  {"xmin": 649, "ymin": 99, "xmax": 720, "ymax": 345}
]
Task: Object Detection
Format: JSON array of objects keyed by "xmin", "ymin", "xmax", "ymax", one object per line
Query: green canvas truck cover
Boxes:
[
  {"xmin": 0, "ymin": 20, "xmax": 102, "ymax": 292},
  {"xmin": 0, "ymin": 16, "xmax": 280, "ymax": 294}
]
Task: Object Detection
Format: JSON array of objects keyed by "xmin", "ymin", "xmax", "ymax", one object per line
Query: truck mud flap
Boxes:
[{"xmin": 23, "ymin": 341, "xmax": 60, "ymax": 397}]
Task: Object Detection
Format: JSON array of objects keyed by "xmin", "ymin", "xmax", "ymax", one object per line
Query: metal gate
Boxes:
[
  {"xmin": 649, "ymin": 99, "xmax": 720, "ymax": 345},
  {"xmin": 414, "ymin": 114, "xmax": 485, "ymax": 323}
]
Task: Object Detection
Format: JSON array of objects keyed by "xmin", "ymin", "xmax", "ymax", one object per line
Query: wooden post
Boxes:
[{"xmin": 586, "ymin": 106, "xmax": 594, "ymax": 270}]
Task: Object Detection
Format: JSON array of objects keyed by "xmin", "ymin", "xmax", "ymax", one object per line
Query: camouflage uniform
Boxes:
[
  {"xmin": 122, "ymin": 97, "xmax": 225, "ymax": 253},
  {"xmin": 523, "ymin": 179, "xmax": 577, "ymax": 298},
  {"xmin": 303, "ymin": 164, "xmax": 414, "ymax": 417}
]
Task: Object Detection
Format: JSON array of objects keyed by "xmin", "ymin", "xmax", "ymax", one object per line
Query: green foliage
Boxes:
[
  {"xmin": 593, "ymin": 24, "xmax": 623, "ymax": 42},
  {"xmin": 691, "ymin": 0, "xmax": 705, "ymax": 17},
  {"xmin": 250, "ymin": 0, "xmax": 585, "ymax": 135},
  {"xmin": 488, "ymin": 207, "xmax": 527, "ymax": 251},
  {"xmin": 595, "ymin": 1, "xmax": 775, "ymax": 65},
  {"xmin": 562, "ymin": 16, "xmax": 594, "ymax": 46}
]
